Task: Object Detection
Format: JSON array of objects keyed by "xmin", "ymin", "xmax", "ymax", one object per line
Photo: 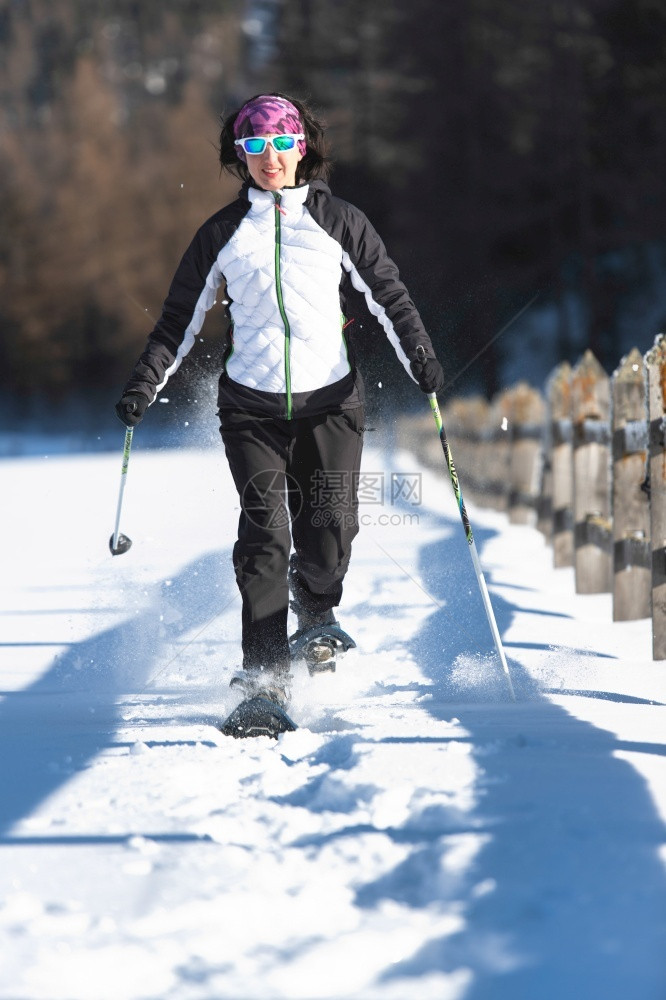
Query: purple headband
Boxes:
[{"xmin": 234, "ymin": 95, "xmax": 306, "ymax": 162}]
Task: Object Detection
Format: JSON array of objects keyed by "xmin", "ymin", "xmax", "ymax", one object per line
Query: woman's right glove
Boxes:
[{"xmin": 115, "ymin": 392, "xmax": 149, "ymax": 427}]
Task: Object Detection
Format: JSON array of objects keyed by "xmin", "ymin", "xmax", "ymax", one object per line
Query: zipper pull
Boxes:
[{"xmin": 274, "ymin": 193, "xmax": 287, "ymax": 217}]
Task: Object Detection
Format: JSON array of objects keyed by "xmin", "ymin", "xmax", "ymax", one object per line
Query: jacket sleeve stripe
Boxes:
[
  {"xmin": 122, "ymin": 209, "xmax": 243, "ymax": 404},
  {"xmin": 341, "ymin": 250, "xmax": 417, "ymax": 383},
  {"xmin": 154, "ymin": 260, "xmax": 223, "ymax": 396}
]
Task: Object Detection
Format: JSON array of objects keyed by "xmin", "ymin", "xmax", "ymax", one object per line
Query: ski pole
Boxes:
[
  {"xmin": 422, "ymin": 369, "xmax": 516, "ymax": 701},
  {"xmin": 109, "ymin": 426, "xmax": 134, "ymax": 555}
]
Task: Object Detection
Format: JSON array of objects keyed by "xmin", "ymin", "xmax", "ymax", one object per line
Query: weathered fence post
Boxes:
[
  {"xmin": 548, "ymin": 362, "xmax": 574, "ymax": 567},
  {"xmin": 572, "ymin": 350, "xmax": 612, "ymax": 593},
  {"xmin": 468, "ymin": 397, "xmax": 491, "ymax": 502},
  {"xmin": 486, "ymin": 392, "xmax": 511, "ymax": 511},
  {"xmin": 537, "ymin": 446, "xmax": 553, "ymax": 541},
  {"xmin": 612, "ymin": 348, "xmax": 650, "ymax": 621},
  {"xmin": 507, "ymin": 383, "xmax": 546, "ymax": 526},
  {"xmin": 447, "ymin": 397, "xmax": 489, "ymax": 503},
  {"xmin": 475, "ymin": 397, "xmax": 495, "ymax": 504},
  {"xmin": 646, "ymin": 335, "xmax": 666, "ymax": 657}
]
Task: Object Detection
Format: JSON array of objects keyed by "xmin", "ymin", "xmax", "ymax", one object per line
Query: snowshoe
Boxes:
[
  {"xmin": 287, "ymin": 559, "xmax": 356, "ymax": 674},
  {"xmin": 221, "ymin": 666, "xmax": 296, "ymax": 739},
  {"xmin": 220, "ymin": 696, "xmax": 297, "ymax": 739},
  {"xmin": 290, "ymin": 623, "xmax": 356, "ymax": 675}
]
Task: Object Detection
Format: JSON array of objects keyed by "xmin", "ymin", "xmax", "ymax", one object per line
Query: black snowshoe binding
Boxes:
[
  {"xmin": 290, "ymin": 620, "xmax": 357, "ymax": 674},
  {"xmin": 288, "ymin": 579, "xmax": 356, "ymax": 675},
  {"xmin": 288, "ymin": 558, "xmax": 356, "ymax": 674},
  {"xmin": 221, "ymin": 665, "xmax": 297, "ymax": 739},
  {"xmin": 220, "ymin": 695, "xmax": 297, "ymax": 739},
  {"xmin": 229, "ymin": 666, "xmax": 292, "ymax": 707}
]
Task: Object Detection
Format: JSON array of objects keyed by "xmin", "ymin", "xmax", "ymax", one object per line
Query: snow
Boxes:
[{"xmin": 2, "ymin": 431, "xmax": 666, "ymax": 999}]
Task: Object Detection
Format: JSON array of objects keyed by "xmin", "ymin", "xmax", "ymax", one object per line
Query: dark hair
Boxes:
[{"xmin": 218, "ymin": 92, "xmax": 331, "ymax": 184}]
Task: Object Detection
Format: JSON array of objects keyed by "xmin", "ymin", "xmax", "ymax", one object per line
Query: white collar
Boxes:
[{"xmin": 248, "ymin": 184, "xmax": 309, "ymax": 212}]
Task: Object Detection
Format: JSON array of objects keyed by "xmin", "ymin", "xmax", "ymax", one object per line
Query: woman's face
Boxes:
[{"xmin": 245, "ymin": 134, "xmax": 303, "ymax": 191}]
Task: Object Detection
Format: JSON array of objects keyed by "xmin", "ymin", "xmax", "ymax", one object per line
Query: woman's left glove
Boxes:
[
  {"xmin": 410, "ymin": 352, "xmax": 445, "ymax": 394},
  {"xmin": 115, "ymin": 392, "xmax": 149, "ymax": 427}
]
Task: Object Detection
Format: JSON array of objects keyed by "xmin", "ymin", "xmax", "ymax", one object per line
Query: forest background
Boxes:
[{"xmin": 1, "ymin": 0, "xmax": 665, "ymax": 443}]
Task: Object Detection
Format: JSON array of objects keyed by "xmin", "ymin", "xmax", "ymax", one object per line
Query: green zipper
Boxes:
[
  {"xmin": 341, "ymin": 315, "xmax": 351, "ymax": 365},
  {"xmin": 274, "ymin": 193, "xmax": 292, "ymax": 420}
]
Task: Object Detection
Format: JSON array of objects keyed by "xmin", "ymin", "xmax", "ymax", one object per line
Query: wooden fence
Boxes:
[{"xmin": 398, "ymin": 333, "xmax": 666, "ymax": 660}]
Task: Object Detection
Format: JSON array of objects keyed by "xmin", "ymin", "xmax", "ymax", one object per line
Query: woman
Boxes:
[{"xmin": 115, "ymin": 92, "xmax": 444, "ymax": 705}]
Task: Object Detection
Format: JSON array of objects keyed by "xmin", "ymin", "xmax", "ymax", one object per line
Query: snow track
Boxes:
[{"xmin": 2, "ymin": 442, "xmax": 665, "ymax": 999}]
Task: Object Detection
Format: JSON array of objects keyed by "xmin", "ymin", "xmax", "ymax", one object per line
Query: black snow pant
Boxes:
[{"xmin": 219, "ymin": 407, "xmax": 364, "ymax": 670}]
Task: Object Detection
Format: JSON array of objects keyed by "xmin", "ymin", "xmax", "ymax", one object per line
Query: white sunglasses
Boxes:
[{"xmin": 234, "ymin": 133, "xmax": 305, "ymax": 155}]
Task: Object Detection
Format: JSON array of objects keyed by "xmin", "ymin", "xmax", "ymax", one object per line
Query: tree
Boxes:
[
  {"xmin": 0, "ymin": 1, "xmax": 240, "ymax": 403},
  {"xmin": 273, "ymin": 0, "xmax": 666, "ymax": 392}
]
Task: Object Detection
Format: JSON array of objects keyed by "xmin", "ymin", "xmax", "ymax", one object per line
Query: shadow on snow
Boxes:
[
  {"xmin": 273, "ymin": 495, "xmax": 666, "ymax": 998},
  {"xmin": 377, "ymin": 513, "xmax": 666, "ymax": 998},
  {"xmin": 0, "ymin": 550, "xmax": 235, "ymax": 837}
]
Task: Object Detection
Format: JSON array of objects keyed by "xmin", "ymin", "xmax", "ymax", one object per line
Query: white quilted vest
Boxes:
[{"xmin": 219, "ymin": 185, "xmax": 350, "ymax": 397}]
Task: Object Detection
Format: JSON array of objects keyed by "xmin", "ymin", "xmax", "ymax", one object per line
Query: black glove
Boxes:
[
  {"xmin": 410, "ymin": 350, "xmax": 445, "ymax": 394},
  {"xmin": 115, "ymin": 392, "xmax": 149, "ymax": 427}
]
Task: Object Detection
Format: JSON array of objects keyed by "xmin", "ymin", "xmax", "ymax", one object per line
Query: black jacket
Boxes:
[{"xmin": 122, "ymin": 179, "xmax": 437, "ymax": 419}]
